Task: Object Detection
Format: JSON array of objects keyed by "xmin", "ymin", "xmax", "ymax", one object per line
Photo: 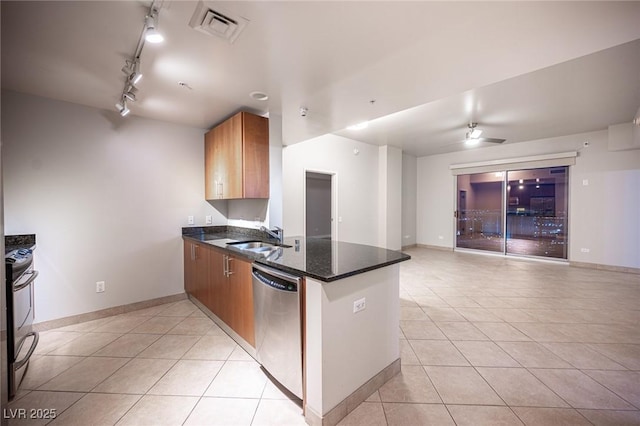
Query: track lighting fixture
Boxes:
[{"xmin": 115, "ymin": 0, "xmax": 163, "ymax": 117}]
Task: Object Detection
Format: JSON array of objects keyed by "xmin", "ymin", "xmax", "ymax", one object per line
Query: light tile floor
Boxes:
[{"xmin": 7, "ymin": 247, "xmax": 640, "ymax": 425}]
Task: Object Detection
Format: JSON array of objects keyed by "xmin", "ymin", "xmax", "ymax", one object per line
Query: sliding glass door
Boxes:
[
  {"xmin": 505, "ymin": 167, "xmax": 568, "ymax": 259},
  {"xmin": 456, "ymin": 167, "xmax": 568, "ymax": 260},
  {"xmin": 456, "ymin": 172, "xmax": 505, "ymax": 253}
]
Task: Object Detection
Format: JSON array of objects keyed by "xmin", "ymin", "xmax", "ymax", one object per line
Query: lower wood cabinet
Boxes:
[
  {"xmin": 184, "ymin": 241, "xmax": 209, "ymax": 304},
  {"xmin": 184, "ymin": 241, "xmax": 255, "ymax": 347},
  {"xmin": 226, "ymin": 255, "xmax": 255, "ymax": 347}
]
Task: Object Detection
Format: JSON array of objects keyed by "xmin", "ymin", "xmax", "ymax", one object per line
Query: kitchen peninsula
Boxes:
[{"xmin": 183, "ymin": 226, "xmax": 410, "ymax": 425}]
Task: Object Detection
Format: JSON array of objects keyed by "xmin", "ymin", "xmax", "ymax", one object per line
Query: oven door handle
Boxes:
[
  {"xmin": 13, "ymin": 270, "xmax": 39, "ymax": 292},
  {"xmin": 13, "ymin": 332, "xmax": 39, "ymax": 371}
]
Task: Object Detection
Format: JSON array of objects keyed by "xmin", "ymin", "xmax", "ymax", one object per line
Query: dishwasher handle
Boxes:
[
  {"xmin": 252, "ymin": 265, "xmax": 301, "ymax": 292},
  {"xmin": 253, "ymin": 263, "xmax": 301, "ymax": 284}
]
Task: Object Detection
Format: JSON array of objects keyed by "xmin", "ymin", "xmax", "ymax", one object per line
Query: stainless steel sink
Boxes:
[
  {"xmin": 227, "ymin": 241, "xmax": 291, "ymax": 258},
  {"xmin": 227, "ymin": 241, "xmax": 276, "ymax": 251}
]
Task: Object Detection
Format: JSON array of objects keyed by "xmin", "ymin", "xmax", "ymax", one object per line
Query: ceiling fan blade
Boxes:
[{"xmin": 478, "ymin": 137, "xmax": 506, "ymax": 144}]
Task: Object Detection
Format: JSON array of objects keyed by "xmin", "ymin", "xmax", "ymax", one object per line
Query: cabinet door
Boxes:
[
  {"xmin": 219, "ymin": 114, "xmax": 243, "ymax": 199},
  {"xmin": 183, "ymin": 242, "xmax": 196, "ymax": 297},
  {"xmin": 228, "ymin": 256, "xmax": 255, "ymax": 347},
  {"xmin": 204, "ymin": 127, "xmax": 220, "ymax": 200},
  {"xmin": 242, "ymin": 112, "xmax": 270, "ymax": 198},
  {"xmin": 208, "ymin": 249, "xmax": 229, "ymax": 322},
  {"xmin": 193, "ymin": 243, "xmax": 209, "ymax": 306}
]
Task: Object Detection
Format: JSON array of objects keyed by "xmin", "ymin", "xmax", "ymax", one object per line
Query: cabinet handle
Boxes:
[
  {"xmin": 222, "ymin": 255, "xmax": 227, "ymax": 276},
  {"xmin": 191, "ymin": 244, "xmax": 195, "ymax": 261},
  {"xmin": 218, "ymin": 182, "xmax": 224, "ymax": 198},
  {"xmin": 227, "ymin": 257, "xmax": 234, "ymax": 276}
]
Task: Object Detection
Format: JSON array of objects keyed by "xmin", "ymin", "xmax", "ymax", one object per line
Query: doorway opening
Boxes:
[
  {"xmin": 456, "ymin": 166, "xmax": 568, "ymax": 259},
  {"xmin": 305, "ymin": 171, "xmax": 335, "ymax": 240}
]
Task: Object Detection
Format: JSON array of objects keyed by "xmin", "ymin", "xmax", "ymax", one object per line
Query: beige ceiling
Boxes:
[{"xmin": 2, "ymin": 1, "xmax": 640, "ymax": 157}]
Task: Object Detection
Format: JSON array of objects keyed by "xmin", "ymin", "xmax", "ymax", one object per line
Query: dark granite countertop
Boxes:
[
  {"xmin": 182, "ymin": 227, "xmax": 410, "ymax": 282},
  {"xmin": 5, "ymin": 234, "xmax": 36, "ymax": 254}
]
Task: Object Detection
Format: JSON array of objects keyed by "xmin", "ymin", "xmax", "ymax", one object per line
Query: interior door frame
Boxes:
[{"xmin": 303, "ymin": 169, "xmax": 338, "ymax": 241}]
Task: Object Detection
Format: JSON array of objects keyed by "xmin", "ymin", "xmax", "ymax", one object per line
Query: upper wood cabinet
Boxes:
[{"xmin": 205, "ymin": 111, "xmax": 269, "ymax": 200}]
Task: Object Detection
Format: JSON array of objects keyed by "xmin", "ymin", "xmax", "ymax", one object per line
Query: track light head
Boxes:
[
  {"xmin": 123, "ymin": 91, "xmax": 136, "ymax": 102},
  {"xmin": 115, "ymin": 99, "xmax": 130, "ymax": 117},
  {"xmin": 130, "ymin": 60, "xmax": 142, "ymax": 84},
  {"xmin": 145, "ymin": 13, "xmax": 164, "ymax": 43},
  {"xmin": 122, "ymin": 60, "xmax": 143, "ymax": 86}
]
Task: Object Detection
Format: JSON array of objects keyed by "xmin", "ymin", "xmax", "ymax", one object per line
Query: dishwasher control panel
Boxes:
[{"xmin": 253, "ymin": 270, "xmax": 297, "ymax": 292}]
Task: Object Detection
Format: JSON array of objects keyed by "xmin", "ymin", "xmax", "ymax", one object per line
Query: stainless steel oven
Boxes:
[{"xmin": 5, "ymin": 248, "xmax": 39, "ymax": 400}]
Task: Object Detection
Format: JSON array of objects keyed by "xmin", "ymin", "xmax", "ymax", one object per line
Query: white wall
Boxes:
[
  {"xmin": 267, "ymin": 114, "xmax": 284, "ymax": 228},
  {"xmin": 416, "ymin": 129, "xmax": 640, "ymax": 269},
  {"xmin": 2, "ymin": 90, "xmax": 222, "ymax": 322},
  {"xmin": 401, "ymin": 153, "xmax": 417, "ymax": 247},
  {"xmin": 282, "ymin": 134, "xmax": 380, "ymax": 246},
  {"xmin": 378, "ymin": 146, "xmax": 402, "ymax": 250},
  {"xmin": 305, "ymin": 265, "xmax": 399, "ymax": 416}
]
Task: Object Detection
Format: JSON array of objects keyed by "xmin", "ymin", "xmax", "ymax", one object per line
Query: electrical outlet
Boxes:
[
  {"xmin": 353, "ymin": 297, "xmax": 366, "ymax": 313},
  {"xmin": 582, "ymin": 179, "xmax": 589, "ymax": 186},
  {"xmin": 96, "ymin": 281, "xmax": 105, "ymax": 293},
  {"xmin": 438, "ymin": 235, "xmax": 444, "ymax": 240},
  {"xmin": 205, "ymin": 215, "xmax": 212, "ymax": 225},
  {"xmin": 188, "ymin": 215, "xmax": 194, "ymax": 225},
  {"xmin": 581, "ymin": 248, "xmax": 590, "ymax": 253}
]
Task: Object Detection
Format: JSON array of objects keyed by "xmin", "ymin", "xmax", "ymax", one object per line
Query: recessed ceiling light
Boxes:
[
  {"xmin": 347, "ymin": 121, "xmax": 369, "ymax": 131},
  {"xmin": 250, "ymin": 91, "xmax": 269, "ymax": 101}
]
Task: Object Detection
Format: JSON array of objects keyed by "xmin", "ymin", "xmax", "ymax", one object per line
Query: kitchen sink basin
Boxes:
[
  {"xmin": 227, "ymin": 241, "xmax": 276, "ymax": 250},
  {"xmin": 227, "ymin": 240, "xmax": 290, "ymax": 258}
]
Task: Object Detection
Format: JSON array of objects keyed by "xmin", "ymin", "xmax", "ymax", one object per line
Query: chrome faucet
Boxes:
[{"xmin": 261, "ymin": 226, "xmax": 283, "ymax": 243}]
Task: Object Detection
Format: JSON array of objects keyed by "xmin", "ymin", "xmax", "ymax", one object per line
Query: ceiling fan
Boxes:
[{"xmin": 464, "ymin": 122, "xmax": 506, "ymax": 146}]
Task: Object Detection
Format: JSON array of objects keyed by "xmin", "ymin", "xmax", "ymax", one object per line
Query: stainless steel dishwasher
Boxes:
[{"xmin": 252, "ymin": 263, "xmax": 303, "ymax": 399}]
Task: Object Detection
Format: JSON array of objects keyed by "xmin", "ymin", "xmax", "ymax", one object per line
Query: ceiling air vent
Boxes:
[{"xmin": 189, "ymin": 1, "xmax": 249, "ymax": 44}]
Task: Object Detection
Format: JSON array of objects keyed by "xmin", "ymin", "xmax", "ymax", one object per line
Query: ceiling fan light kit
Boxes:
[{"xmin": 463, "ymin": 122, "xmax": 506, "ymax": 146}]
